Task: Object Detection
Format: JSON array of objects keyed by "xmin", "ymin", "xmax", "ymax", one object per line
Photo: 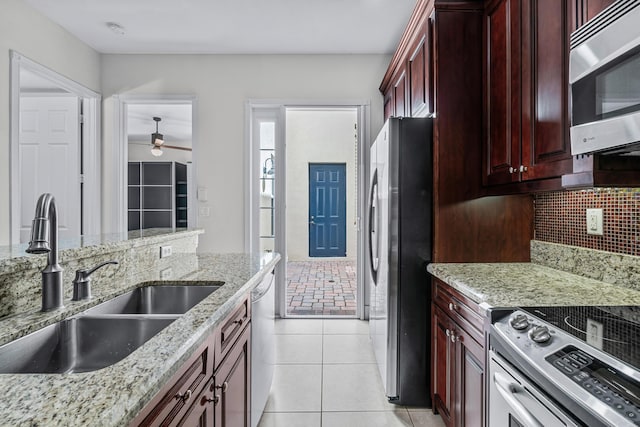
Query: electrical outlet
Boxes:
[
  {"xmin": 586, "ymin": 318, "xmax": 603, "ymax": 350},
  {"xmin": 160, "ymin": 267, "xmax": 173, "ymax": 280},
  {"xmin": 199, "ymin": 207, "xmax": 211, "ymax": 217},
  {"xmin": 160, "ymin": 246, "xmax": 172, "ymax": 258},
  {"xmin": 586, "ymin": 208, "xmax": 603, "ymax": 236}
]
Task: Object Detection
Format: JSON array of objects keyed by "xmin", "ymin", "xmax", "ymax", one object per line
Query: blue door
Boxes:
[{"xmin": 309, "ymin": 163, "xmax": 347, "ymax": 257}]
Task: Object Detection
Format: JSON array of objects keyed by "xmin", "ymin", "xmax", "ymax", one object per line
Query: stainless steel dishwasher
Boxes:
[{"xmin": 251, "ymin": 269, "xmax": 275, "ymax": 427}]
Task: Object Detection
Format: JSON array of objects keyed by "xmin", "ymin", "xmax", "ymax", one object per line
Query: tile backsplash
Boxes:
[{"xmin": 534, "ymin": 188, "xmax": 640, "ymax": 256}]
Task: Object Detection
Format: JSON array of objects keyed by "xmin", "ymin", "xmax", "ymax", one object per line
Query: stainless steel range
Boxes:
[{"xmin": 490, "ymin": 306, "xmax": 640, "ymax": 427}]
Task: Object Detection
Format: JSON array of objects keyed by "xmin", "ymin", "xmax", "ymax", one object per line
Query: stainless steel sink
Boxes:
[
  {"xmin": 0, "ymin": 316, "xmax": 176, "ymax": 374},
  {"xmin": 83, "ymin": 284, "xmax": 223, "ymax": 315}
]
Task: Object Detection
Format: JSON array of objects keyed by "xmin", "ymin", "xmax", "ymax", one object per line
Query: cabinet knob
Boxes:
[
  {"xmin": 519, "ymin": 165, "xmax": 528, "ymax": 172},
  {"xmin": 204, "ymin": 395, "xmax": 220, "ymax": 405},
  {"xmin": 509, "ymin": 166, "xmax": 514, "ymax": 174},
  {"xmin": 445, "ymin": 329, "xmax": 451, "ymax": 337},
  {"xmin": 233, "ymin": 318, "xmax": 244, "ymax": 326},
  {"xmin": 450, "ymin": 332, "xmax": 460, "ymax": 343},
  {"xmin": 215, "ymin": 381, "xmax": 229, "ymax": 393},
  {"xmin": 175, "ymin": 389, "xmax": 192, "ymax": 402},
  {"xmin": 448, "ymin": 302, "xmax": 458, "ymax": 312}
]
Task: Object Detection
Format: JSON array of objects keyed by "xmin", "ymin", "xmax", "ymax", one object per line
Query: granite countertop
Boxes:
[
  {"xmin": 0, "ymin": 252, "xmax": 280, "ymax": 426},
  {"xmin": 427, "ymin": 262, "xmax": 640, "ymax": 309}
]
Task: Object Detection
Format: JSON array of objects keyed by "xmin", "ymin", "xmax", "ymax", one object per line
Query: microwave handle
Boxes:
[{"xmin": 494, "ymin": 371, "xmax": 544, "ymax": 427}]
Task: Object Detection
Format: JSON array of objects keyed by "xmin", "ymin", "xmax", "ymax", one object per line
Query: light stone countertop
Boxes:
[
  {"xmin": 0, "ymin": 252, "xmax": 280, "ymax": 427},
  {"xmin": 427, "ymin": 262, "xmax": 640, "ymax": 310}
]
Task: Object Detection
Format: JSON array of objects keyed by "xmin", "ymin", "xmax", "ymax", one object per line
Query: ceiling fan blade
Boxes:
[{"xmin": 163, "ymin": 145, "xmax": 193, "ymax": 152}]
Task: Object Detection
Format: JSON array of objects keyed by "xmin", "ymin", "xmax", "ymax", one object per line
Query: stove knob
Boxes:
[
  {"xmin": 528, "ymin": 325, "xmax": 551, "ymax": 344},
  {"xmin": 509, "ymin": 313, "xmax": 530, "ymax": 330}
]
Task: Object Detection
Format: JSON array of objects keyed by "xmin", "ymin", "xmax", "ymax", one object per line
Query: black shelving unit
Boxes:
[{"xmin": 128, "ymin": 161, "xmax": 188, "ymax": 231}]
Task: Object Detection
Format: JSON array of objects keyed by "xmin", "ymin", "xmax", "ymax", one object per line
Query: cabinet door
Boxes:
[
  {"xmin": 393, "ymin": 67, "xmax": 408, "ymax": 118},
  {"xmin": 582, "ymin": 0, "xmax": 616, "ymax": 23},
  {"xmin": 176, "ymin": 387, "xmax": 215, "ymax": 427},
  {"xmin": 432, "ymin": 306, "xmax": 454, "ymax": 427},
  {"xmin": 409, "ymin": 20, "xmax": 433, "ymax": 117},
  {"xmin": 456, "ymin": 327, "xmax": 485, "ymax": 427},
  {"xmin": 520, "ymin": 0, "xmax": 573, "ymax": 181},
  {"xmin": 483, "ymin": 0, "xmax": 521, "ymax": 185},
  {"xmin": 383, "ymin": 87, "xmax": 394, "ymax": 122},
  {"xmin": 214, "ymin": 324, "xmax": 251, "ymax": 427}
]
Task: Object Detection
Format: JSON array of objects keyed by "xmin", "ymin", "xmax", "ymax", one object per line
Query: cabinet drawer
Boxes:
[
  {"xmin": 215, "ymin": 297, "xmax": 250, "ymax": 368},
  {"xmin": 134, "ymin": 339, "xmax": 212, "ymax": 426},
  {"xmin": 432, "ymin": 278, "xmax": 484, "ymax": 340}
]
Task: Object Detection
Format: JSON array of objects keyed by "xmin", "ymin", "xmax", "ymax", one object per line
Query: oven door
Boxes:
[{"xmin": 489, "ymin": 351, "xmax": 580, "ymax": 427}]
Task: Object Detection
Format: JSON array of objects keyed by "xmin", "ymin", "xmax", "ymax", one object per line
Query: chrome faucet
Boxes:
[{"xmin": 26, "ymin": 193, "xmax": 63, "ymax": 311}]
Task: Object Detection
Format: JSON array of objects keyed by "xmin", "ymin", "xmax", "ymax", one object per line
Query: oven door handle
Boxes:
[{"xmin": 494, "ymin": 372, "xmax": 544, "ymax": 427}]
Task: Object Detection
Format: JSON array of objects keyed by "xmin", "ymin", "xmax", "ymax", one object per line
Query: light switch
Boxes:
[
  {"xmin": 197, "ymin": 187, "xmax": 208, "ymax": 202},
  {"xmin": 199, "ymin": 206, "xmax": 211, "ymax": 217},
  {"xmin": 586, "ymin": 208, "xmax": 603, "ymax": 236}
]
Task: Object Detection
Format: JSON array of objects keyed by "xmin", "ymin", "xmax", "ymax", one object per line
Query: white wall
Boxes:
[
  {"xmin": 0, "ymin": 0, "xmax": 101, "ymax": 245},
  {"xmin": 286, "ymin": 109, "xmax": 358, "ymax": 261},
  {"xmin": 102, "ymin": 54, "xmax": 389, "ymax": 253}
]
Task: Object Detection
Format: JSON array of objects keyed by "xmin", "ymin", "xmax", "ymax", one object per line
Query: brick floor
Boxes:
[{"xmin": 286, "ymin": 260, "xmax": 357, "ymax": 316}]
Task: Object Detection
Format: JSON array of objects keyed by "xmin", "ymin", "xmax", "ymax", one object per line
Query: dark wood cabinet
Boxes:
[
  {"xmin": 580, "ymin": 0, "xmax": 617, "ymax": 23},
  {"xmin": 132, "ymin": 297, "xmax": 252, "ymax": 427},
  {"xmin": 393, "ymin": 67, "xmax": 408, "ymax": 118},
  {"xmin": 408, "ymin": 20, "xmax": 433, "ymax": 117},
  {"xmin": 432, "ymin": 279, "xmax": 485, "ymax": 427},
  {"xmin": 483, "ymin": 0, "xmax": 574, "ymax": 191},
  {"xmin": 213, "ymin": 324, "xmax": 251, "ymax": 427},
  {"xmin": 483, "ymin": 0, "xmax": 522, "ymax": 186}
]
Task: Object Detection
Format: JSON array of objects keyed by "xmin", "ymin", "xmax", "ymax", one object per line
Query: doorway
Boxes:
[
  {"xmin": 114, "ymin": 95, "xmax": 197, "ymax": 234},
  {"xmin": 247, "ymin": 103, "xmax": 367, "ymax": 319},
  {"xmin": 9, "ymin": 51, "xmax": 101, "ymax": 244}
]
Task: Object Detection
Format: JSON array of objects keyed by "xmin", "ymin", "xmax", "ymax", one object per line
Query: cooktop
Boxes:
[{"xmin": 520, "ymin": 306, "xmax": 640, "ymax": 371}]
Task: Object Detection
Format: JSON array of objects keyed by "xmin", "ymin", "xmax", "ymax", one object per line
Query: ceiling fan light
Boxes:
[
  {"xmin": 151, "ymin": 146, "xmax": 163, "ymax": 157},
  {"xmin": 151, "ymin": 132, "xmax": 164, "ymax": 146}
]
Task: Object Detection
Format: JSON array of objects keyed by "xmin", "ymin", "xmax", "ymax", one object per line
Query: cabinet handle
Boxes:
[
  {"xmin": 233, "ymin": 318, "xmax": 244, "ymax": 326},
  {"xmin": 448, "ymin": 302, "xmax": 458, "ymax": 312},
  {"xmin": 175, "ymin": 389, "xmax": 192, "ymax": 402},
  {"xmin": 450, "ymin": 332, "xmax": 460, "ymax": 343},
  {"xmin": 204, "ymin": 395, "xmax": 220, "ymax": 405},
  {"xmin": 509, "ymin": 166, "xmax": 514, "ymax": 174},
  {"xmin": 445, "ymin": 329, "xmax": 451, "ymax": 337},
  {"xmin": 519, "ymin": 165, "xmax": 528, "ymax": 172},
  {"xmin": 215, "ymin": 381, "xmax": 229, "ymax": 393}
]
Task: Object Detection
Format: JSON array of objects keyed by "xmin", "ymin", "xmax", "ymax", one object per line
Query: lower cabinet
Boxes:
[
  {"xmin": 213, "ymin": 324, "xmax": 251, "ymax": 427},
  {"xmin": 432, "ymin": 279, "xmax": 485, "ymax": 427},
  {"xmin": 132, "ymin": 297, "xmax": 251, "ymax": 427}
]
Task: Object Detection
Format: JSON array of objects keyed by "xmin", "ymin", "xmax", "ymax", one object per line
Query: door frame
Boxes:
[
  {"xmin": 112, "ymin": 94, "xmax": 198, "ymax": 234},
  {"xmin": 246, "ymin": 99, "xmax": 370, "ymax": 319},
  {"xmin": 9, "ymin": 51, "xmax": 102, "ymax": 244},
  {"xmin": 308, "ymin": 162, "xmax": 348, "ymax": 258}
]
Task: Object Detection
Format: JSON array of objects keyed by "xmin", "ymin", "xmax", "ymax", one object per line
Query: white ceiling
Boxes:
[{"xmin": 24, "ymin": 0, "xmax": 416, "ymax": 54}]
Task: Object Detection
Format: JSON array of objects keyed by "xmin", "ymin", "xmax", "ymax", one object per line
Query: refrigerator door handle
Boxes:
[{"xmin": 368, "ymin": 171, "xmax": 379, "ymax": 282}]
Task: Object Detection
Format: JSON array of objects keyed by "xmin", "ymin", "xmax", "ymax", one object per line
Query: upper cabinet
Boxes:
[
  {"xmin": 579, "ymin": 0, "xmax": 617, "ymax": 24},
  {"xmin": 483, "ymin": 0, "xmax": 574, "ymax": 191},
  {"xmin": 381, "ymin": 8, "xmax": 434, "ymax": 121}
]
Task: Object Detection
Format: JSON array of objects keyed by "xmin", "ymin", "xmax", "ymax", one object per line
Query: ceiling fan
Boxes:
[{"xmin": 149, "ymin": 116, "xmax": 192, "ymax": 157}]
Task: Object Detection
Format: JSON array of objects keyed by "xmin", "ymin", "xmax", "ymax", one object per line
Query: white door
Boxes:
[{"xmin": 17, "ymin": 96, "xmax": 81, "ymax": 243}]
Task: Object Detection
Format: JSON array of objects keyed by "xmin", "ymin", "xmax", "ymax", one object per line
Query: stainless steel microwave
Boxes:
[{"xmin": 570, "ymin": 0, "xmax": 640, "ymax": 155}]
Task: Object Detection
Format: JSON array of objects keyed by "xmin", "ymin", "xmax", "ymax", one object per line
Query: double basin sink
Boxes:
[{"xmin": 0, "ymin": 284, "xmax": 223, "ymax": 375}]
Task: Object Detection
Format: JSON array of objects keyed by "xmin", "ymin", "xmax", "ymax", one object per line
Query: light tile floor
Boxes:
[{"xmin": 257, "ymin": 318, "xmax": 446, "ymax": 427}]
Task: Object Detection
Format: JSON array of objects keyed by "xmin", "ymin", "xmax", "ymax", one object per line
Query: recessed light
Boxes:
[{"xmin": 106, "ymin": 22, "xmax": 125, "ymax": 35}]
